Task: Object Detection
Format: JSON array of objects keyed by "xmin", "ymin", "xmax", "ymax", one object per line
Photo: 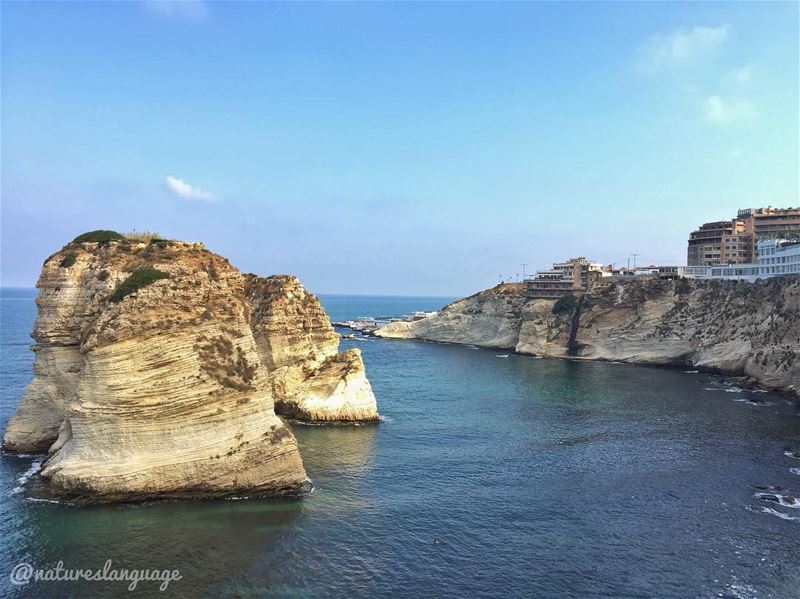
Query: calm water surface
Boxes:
[{"xmin": 1, "ymin": 289, "xmax": 799, "ymax": 598}]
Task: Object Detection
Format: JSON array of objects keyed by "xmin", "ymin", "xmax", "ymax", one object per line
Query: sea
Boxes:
[{"xmin": 1, "ymin": 288, "xmax": 799, "ymax": 598}]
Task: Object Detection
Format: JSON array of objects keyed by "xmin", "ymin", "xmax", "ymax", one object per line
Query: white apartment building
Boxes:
[{"xmin": 661, "ymin": 239, "xmax": 800, "ymax": 282}]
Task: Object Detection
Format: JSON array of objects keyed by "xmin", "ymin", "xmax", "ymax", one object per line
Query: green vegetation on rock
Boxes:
[
  {"xmin": 124, "ymin": 231, "xmax": 163, "ymax": 242},
  {"xmin": 72, "ymin": 230, "xmax": 125, "ymax": 244},
  {"xmin": 110, "ymin": 267, "xmax": 170, "ymax": 302},
  {"xmin": 552, "ymin": 293, "xmax": 578, "ymax": 315},
  {"xmin": 58, "ymin": 252, "xmax": 77, "ymax": 268}
]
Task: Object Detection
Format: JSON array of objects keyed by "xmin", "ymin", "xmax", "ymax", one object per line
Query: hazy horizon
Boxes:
[{"xmin": 2, "ymin": 1, "xmax": 798, "ymax": 296}]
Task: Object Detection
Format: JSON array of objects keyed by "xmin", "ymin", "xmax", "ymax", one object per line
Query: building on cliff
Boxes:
[
  {"xmin": 687, "ymin": 220, "xmax": 752, "ymax": 266},
  {"xmin": 663, "ymin": 238, "xmax": 800, "ymax": 282},
  {"xmin": 526, "ymin": 257, "xmax": 603, "ymax": 298},
  {"xmin": 738, "ymin": 206, "xmax": 800, "ymax": 240},
  {"xmin": 687, "ymin": 206, "xmax": 800, "ymax": 266}
]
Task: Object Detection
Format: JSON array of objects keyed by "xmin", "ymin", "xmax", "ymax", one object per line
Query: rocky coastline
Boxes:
[
  {"xmin": 2, "ymin": 231, "xmax": 379, "ymax": 501},
  {"xmin": 375, "ymin": 277, "xmax": 800, "ymax": 396}
]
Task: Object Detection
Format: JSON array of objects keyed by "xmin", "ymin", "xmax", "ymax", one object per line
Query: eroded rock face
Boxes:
[
  {"xmin": 376, "ymin": 278, "xmax": 800, "ymax": 394},
  {"xmin": 3, "ymin": 249, "xmax": 102, "ymax": 452},
  {"xmin": 245, "ymin": 275, "xmax": 379, "ymax": 422},
  {"xmin": 5, "ymin": 238, "xmax": 308, "ymax": 500},
  {"xmin": 574, "ymin": 278, "xmax": 800, "ymax": 392},
  {"xmin": 375, "ymin": 283, "xmax": 528, "ymax": 348}
]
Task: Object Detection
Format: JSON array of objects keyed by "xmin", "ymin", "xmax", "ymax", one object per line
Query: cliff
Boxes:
[
  {"xmin": 378, "ymin": 283, "xmax": 528, "ymax": 348},
  {"xmin": 3, "ymin": 231, "xmax": 377, "ymax": 501},
  {"xmin": 245, "ymin": 275, "xmax": 379, "ymax": 422},
  {"xmin": 376, "ymin": 278, "xmax": 800, "ymax": 394}
]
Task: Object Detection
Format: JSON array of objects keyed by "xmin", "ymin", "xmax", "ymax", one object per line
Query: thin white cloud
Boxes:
[
  {"xmin": 143, "ymin": 1, "xmax": 208, "ymax": 22},
  {"xmin": 729, "ymin": 65, "xmax": 752, "ymax": 83},
  {"xmin": 165, "ymin": 176, "xmax": 218, "ymax": 202},
  {"xmin": 638, "ymin": 24, "xmax": 730, "ymax": 73},
  {"xmin": 704, "ymin": 96, "xmax": 756, "ymax": 125}
]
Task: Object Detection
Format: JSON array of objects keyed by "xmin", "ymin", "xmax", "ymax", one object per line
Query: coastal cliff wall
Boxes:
[
  {"xmin": 376, "ymin": 278, "xmax": 800, "ymax": 394},
  {"xmin": 3, "ymin": 232, "xmax": 379, "ymax": 500}
]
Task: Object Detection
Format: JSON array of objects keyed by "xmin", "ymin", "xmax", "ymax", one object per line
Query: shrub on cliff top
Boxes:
[
  {"xmin": 72, "ymin": 230, "xmax": 125, "ymax": 244},
  {"xmin": 552, "ymin": 293, "xmax": 578, "ymax": 315},
  {"xmin": 109, "ymin": 267, "xmax": 170, "ymax": 302},
  {"xmin": 124, "ymin": 231, "xmax": 163, "ymax": 242}
]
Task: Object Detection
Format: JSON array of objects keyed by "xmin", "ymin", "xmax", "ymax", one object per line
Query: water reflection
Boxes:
[
  {"xmin": 9, "ymin": 496, "xmax": 302, "ymax": 598},
  {"xmin": 293, "ymin": 424, "xmax": 378, "ymax": 507}
]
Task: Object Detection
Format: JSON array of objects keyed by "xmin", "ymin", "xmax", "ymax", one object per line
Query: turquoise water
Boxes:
[{"xmin": 1, "ymin": 289, "xmax": 799, "ymax": 598}]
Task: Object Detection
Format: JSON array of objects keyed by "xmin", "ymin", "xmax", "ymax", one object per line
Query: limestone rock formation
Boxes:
[
  {"xmin": 246, "ymin": 275, "xmax": 379, "ymax": 422},
  {"xmin": 376, "ymin": 278, "xmax": 800, "ymax": 394},
  {"xmin": 375, "ymin": 283, "xmax": 528, "ymax": 348},
  {"xmin": 4, "ymin": 234, "xmax": 308, "ymax": 500}
]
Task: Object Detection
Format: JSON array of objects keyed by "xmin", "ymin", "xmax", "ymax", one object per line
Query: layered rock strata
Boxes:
[
  {"xmin": 245, "ymin": 275, "xmax": 380, "ymax": 422},
  {"xmin": 376, "ymin": 278, "xmax": 800, "ymax": 394},
  {"xmin": 4, "ymin": 237, "xmax": 309, "ymax": 499}
]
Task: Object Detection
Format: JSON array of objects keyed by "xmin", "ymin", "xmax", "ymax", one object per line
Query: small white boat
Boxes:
[{"xmin": 496, "ymin": 354, "xmax": 509, "ymax": 358}]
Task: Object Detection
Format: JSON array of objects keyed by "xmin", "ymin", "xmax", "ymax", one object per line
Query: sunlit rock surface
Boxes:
[
  {"xmin": 4, "ymin": 236, "xmax": 308, "ymax": 500},
  {"xmin": 246, "ymin": 275, "xmax": 379, "ymax": 422},
  {"xmin": 377, "ymin": 278, "xmax": 800, "ymax": 395}
]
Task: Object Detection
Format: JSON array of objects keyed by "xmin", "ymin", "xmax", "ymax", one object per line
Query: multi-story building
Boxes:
[
  {"xmin": 687, "ymin": 220, "xmax": 752, "ymax": 266},
  {"xmin": 751, "ymin": 238, "xmax": 800, "ymax": 277},
  {"xmin": 738, "ymin": 206, "xmax": 800, "ymax": 240},
  {"xmin": 663, "ymin": 239, "xmax": 800, "ymax": 282},
  {"xmin": 687, "ymin": 206, "xmax": 800, "ymax": 266},
  {"xmin": 526, "ymin": 257, "xmax": 602, "ymax": 298}
]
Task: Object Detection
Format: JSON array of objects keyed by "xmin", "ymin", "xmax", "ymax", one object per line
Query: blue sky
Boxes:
[{"xmin": 2, "ymin": 1, "xmax": 798, "ymax": 295}]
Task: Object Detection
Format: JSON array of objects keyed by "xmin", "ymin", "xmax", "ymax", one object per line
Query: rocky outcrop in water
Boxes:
[
  {"xmin": 3, "ymin": 231, "xmax": 378, "ymax": 500},
  {"xmin": 376, "ymin": 278, "xmax": 800, "ymax": 394},
  {"xmin": 246, "ymin": 275, "xmax": 379, "ymax": 422}
]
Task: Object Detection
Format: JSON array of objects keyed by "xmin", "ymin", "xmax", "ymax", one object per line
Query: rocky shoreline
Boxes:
[{"xmin": 375, "ymin": 278, "xmax": 800, "ymax": 396}]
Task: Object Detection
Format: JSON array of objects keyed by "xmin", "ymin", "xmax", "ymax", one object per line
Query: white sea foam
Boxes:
[
  {"xmin": 723, "ymin": 583, "xmax": 761, "ymax": 599},
  {"xmin": 9, "ymin": 459, "xmax": 43, "ymax": 495},
  {"xmin": 26, "ymin": 497, "xmax": 61, "ymax": 505},
  {"xmin": 790, "ymin": 468, "xmax": 800, "ymax": 476},
  {"xmin": 746, "ymin": 505, "xmax": 800, "ymax": 522},
  {"xmin": 755, "ymin": 492, "xmax": 800, "ymax": 509}
]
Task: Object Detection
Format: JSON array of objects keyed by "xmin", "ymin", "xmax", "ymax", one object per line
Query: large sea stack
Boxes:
[{"xmin": 3, "ymin": 231, "xmax": 378, "ymax": 501}]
